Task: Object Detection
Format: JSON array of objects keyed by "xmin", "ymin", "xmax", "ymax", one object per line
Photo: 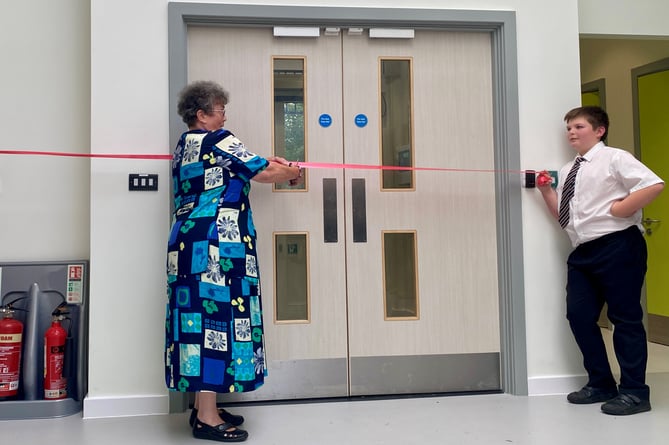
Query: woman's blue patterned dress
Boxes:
[{"xmin": 165, "ymin": 128, "xmax": 269, "ymax": 393}]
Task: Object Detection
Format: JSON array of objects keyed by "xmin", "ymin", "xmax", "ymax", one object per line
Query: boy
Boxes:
[{"xmin": 537, "ymin": 106, "xmax": 664, "ymax": 415}]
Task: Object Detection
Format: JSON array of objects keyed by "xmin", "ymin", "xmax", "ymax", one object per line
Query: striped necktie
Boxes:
[{"xmin": 558, "ymin": 157, "xmax": 585, "ymax": 229}]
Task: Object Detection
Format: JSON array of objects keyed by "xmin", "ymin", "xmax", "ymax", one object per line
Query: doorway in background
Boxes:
[{"xmin": 633, "ymin": 57, "xmax": 669, "ymax": 346}]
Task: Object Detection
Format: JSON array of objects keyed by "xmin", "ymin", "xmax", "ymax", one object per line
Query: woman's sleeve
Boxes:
[{"xmin": 211, "ymin": 132, "xmax": 269, "ymax": 181}]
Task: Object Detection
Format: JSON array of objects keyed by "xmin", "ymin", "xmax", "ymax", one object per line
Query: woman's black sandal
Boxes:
[
  {"xmin": 189, "ymin": 408, "xmax": 245, "ymax": 427},
  {"xmin": 192, "ymin": 418, "xmax": 249, "ymax": 442}
]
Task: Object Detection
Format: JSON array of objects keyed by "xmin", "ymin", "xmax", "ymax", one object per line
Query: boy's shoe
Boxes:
[
  {"xmin": 567, "ymin": 386, "xmax": 618, "ymax": 404},
  {"xmin": 601, "ymin": 394, "xmax": 651, "ymax": 415}
]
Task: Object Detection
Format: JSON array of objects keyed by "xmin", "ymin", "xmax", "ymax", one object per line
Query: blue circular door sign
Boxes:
[
  {"xmin": 318, "ymin": 113, "xmax": 332, "ymax": 128},
  {"xmin": 354, "ymin": 114, "xmax": 368, "ymax": 128}
]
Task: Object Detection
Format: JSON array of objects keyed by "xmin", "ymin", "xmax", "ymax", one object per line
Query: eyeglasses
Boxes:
[{"xmin": 212, "ymin": 108, "xmax": 226, "ymax": 116}]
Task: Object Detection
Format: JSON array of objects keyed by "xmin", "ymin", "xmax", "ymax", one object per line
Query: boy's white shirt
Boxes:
[{"xmin": 557, "ymin": 142, "xmax": 664, "ymax": 247}]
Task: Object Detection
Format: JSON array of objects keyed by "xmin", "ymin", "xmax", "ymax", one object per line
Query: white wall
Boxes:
[
  {"xmin": 0, "ymin": 0, "xmax": 90, "ymax": 261},
  {"xmin": 85, "ymin": 0, "xmax": 172, "ymax": 417},
  {"xmin": 2, "ymin": 0, "xmax": 666, "ymax": 419},
  {"xmin": 578, "ymin": 0, "xmax": 669, "ymax": 37},
  {"xmin": 86, "ymin": 0, "xmax": 584, "ymax": 417}
]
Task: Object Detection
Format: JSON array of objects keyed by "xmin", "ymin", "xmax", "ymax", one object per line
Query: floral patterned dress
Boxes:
[{"xmin": 165, "ymin": 128, "xmax": 269, "ymax": 393}]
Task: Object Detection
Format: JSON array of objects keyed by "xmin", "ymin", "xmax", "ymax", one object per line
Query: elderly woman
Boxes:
[{"xmin": 166, "ymin": 80, "xmax": 302, "ymax": 442}]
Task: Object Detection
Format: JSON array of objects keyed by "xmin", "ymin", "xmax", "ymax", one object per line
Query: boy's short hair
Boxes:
[{"xmin": 564, "ymin": 105, "xmax": 609, "ymax": 142}]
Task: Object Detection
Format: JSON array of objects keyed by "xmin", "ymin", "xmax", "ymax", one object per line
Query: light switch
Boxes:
[{"xmin": 129, "ymin": 173, "xmax": 158, "ymax": 191}]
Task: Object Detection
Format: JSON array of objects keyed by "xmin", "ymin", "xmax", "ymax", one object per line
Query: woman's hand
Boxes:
[
  {"xmin": 288, "ymin": 162, "xmax": 303, "ymax": 186},
  {"xmin": 266, "ymin": 156, "xmax": 289, "ymax": 165},
  {"xmin": 253, "ymin": 158, "xmax": 303, "ymax": 184}
]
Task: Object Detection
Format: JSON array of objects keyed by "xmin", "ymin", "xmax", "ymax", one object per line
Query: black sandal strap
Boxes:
[
  {"xmin": 189, "ymin": 408, "xmax": 245, "ymax": 427},
  {"xmin": 193, "ymin": 418, "xmax": 249, "ymax": 442}
]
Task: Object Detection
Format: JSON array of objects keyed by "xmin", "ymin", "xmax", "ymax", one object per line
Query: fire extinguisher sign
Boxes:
[{"xmin": 66, "ymin": 264, "xmax": 84, "ymax": 304}]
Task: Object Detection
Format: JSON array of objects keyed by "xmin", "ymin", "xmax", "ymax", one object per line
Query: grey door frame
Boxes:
[{"xmin": 167, "ymin": 3, "xmax": 527, "ymax": 410}]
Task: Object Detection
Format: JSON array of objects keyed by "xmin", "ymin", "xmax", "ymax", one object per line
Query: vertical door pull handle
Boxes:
[
  {"xmin": 352, "ymin": 178, "xmax": 367, "ymax": 243},
  {"xmin": 323, "ymin": 178, "xmax": 338, "ymax": 242}
]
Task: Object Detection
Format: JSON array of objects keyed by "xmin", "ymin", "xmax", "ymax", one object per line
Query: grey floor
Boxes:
[{"xmin": 3, "ymin": 332, "xmax": 669, "ymax": 445}]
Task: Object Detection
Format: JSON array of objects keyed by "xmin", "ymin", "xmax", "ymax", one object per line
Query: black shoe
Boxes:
[
  {"xmin": 190, "ymin": 408, "xmax": 245, "ymax": 427},
  {"xmin": 567, "ymin": 386, "xmax": 618, "ymax": 404},
  {"xmin": 192, "ymin": 418, "xmax": 248, "ymax": 442},
  {"xmin": 601, "ymin": 394, "xmax": 651, "ymax": 416},
  {"xmin": 218, "ymin": 409, "xmax": 245, "ymax": 427}
]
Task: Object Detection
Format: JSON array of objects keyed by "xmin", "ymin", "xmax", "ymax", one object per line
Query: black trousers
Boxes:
[{"xmin": 566, "ymin": 225, "xmax": 650, "ymax": 400}]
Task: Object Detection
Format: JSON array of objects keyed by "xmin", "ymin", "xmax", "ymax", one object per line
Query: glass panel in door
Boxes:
[
  {"xmin": 380, "ymin": 58, "xmax": 414, "ymax": 190},
  {"xmin": 273, "ymin": 57, "xmax": 307, "ymax": 191}
]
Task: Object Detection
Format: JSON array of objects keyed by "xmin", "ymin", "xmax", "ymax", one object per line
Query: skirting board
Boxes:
[
  {"xmin": 649, "ymin": 313, "xmax": 669, "ymax": 346},
  {"xmin": 83, "ymin": 394, "xmax": 169, "ymax": 419},
  {"xmin": 527, "ymin": 375, "xmax": 588, "ymax": 396}
]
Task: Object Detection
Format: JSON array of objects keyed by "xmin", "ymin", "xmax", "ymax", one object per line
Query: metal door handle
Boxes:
[
  {"xmin": 351, "ymin": 178, "xmax": 367, "ymax": 243},
  {"xmin": 642, "ymin": 217, "xmax": 661, "ymax": 236},
  {"xmin": 323, "ymin": 178, "xmax": 338, "ymax": 243}
]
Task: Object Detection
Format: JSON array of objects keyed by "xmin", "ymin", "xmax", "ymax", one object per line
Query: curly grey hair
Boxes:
[{"xmin": 177, "ymin": 80, "xmax": 229, "ymax": 126}]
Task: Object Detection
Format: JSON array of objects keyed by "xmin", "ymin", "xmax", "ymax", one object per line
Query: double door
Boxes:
[{"xmin": 188, "ymin": 26, "xmax": 500, "ymax": 400}]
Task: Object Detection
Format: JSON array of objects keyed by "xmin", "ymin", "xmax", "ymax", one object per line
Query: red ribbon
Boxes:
[
  {"xmin": 0, "ymin": 149, "xmax": 171, "ymax": 160},
  {"xmin": 301, "ymin": 161, "xmax": 521, "ymax": 173},
  {"xmin": 0, "ymin": 150, "xmax": 524, "ymax": 174}
]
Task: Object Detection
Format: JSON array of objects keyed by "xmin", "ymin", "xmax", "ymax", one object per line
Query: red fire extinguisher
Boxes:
[
  {"xmin": 44, "ymin": 302, "xmax": 69, "ymax": 400},
  {"xmin": 0, "ymin": 298, "xmax": 26, "ymax": 398}
]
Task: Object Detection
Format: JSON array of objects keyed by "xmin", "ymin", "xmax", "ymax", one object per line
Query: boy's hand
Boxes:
[{"xmin": 536, "ymin": 170, "xmax": 553, "ymax": 188}]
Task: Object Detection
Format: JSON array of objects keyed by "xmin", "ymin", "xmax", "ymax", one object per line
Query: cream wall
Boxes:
[{"xmin": 2, "ymin": 0, "xmax": 667, "ymax": 419}]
